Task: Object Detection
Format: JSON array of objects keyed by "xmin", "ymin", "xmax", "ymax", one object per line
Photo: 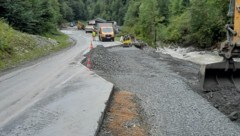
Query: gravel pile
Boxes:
[
  {"xmin": 82, "ymin": 45, "xmax": 128, "ymax": 73},
  {"xmin": 143, "ymin": 46, "xmax": 240, "ymax": 121},
  {"xmin": 89, "ymin": 46, "xmax": 240, "ymax": 136}
]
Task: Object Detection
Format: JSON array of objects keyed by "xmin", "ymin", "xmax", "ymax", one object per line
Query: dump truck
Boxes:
[
  {"xmin": 200, "ymin": 0, "xmax": 240, "ymax": 91},
  {"xmin": 97, "ymin": 23, "xmax": 115, "ymax": 41},
  {"xmin": 85, "ymin": 25, "xmax": 94, "ymax": 33},
  {"xmin": 77, "ymin": 21, "xmax": 85, "ymax": 30}
]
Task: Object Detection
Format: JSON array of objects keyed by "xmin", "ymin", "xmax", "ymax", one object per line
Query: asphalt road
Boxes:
[{"xmin": 0, "ymin": 27, "xmax": 119, "ymax": 136}]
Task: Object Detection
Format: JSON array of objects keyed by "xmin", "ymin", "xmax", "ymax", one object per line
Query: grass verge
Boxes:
[{"xmin": 0, "ymin": 20, "xmax": 73, "ymax": 71}]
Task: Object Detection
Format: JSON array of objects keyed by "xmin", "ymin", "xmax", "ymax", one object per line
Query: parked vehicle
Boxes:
[
  {"xmin": 97, "ymin": 23, "xmax": 114, "ymax": 41},
  {"xmin": 85, "ymin": 25, "xmax": 94, "ymax": 33}
]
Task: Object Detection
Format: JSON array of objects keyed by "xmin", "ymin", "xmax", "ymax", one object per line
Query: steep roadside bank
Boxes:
[{"xmin": 0, "ymin": 21, "xmax": 73, "ymax": 72}]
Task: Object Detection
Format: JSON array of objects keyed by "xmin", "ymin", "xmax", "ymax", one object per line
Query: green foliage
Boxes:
[
  {"xmin": 60, "ymin": 2, "xmax": 74, "ymax": 21},
  {"xmin": 0, "ymin": 20, "xmax": 35, "ymax": 54},
  {"xmin": 0, "ymin": 0, "xmax": 61, "ymax": 34},
  {"xmin": 85, "ymin": 0, "xmax": 129, "ymax": 25},
  {"xmin": 0, "ymin": 0, "xmax": 230, "ymax": 48},
  {"xmin": 188, "ymin": 0, "xmax": 227, "ymax": 47},
  {"xmin": 123, "ymin": 0, "xmax": 162, "ymax": 45},
  {"xmin": 124, "ymin": 1, "xmax": 141, "ymax": 27},
  {"xmin": 68, "ymin": 0, "xmax": 87, "ymax": 20},
  {"xmin": 123, "ymin": 0, "xmax": 229, "ymax": 47},
  {"xmin": 0, "ymin": 20, "xmax": 71, "ymax": 71},
  {"xmin": 0, "ymin": 19, "xmax": 36, "ymax": 68},
  {"xmin": 138, "ymin": 0, "xmax": 159, "ymax": 43},
  {"xmin": 158, "ymin": 11, "xmax": 191, "ymax": 43},
  {"xmin": 0, "ymin": 0, "xmax": 130, "ymax": 33}
]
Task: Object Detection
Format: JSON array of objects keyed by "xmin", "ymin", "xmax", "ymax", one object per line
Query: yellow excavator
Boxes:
[
  {"xmin": 77, "ymin": 21, "xmax": 85, "ymax": 30},
  {"xmin": 200, "ymin": 0, "xmax": 240, "ymax": 91}
]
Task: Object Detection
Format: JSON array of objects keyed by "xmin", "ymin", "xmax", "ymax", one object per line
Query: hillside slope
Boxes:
[{"xmin": 0, "ymin": 20, "xmax": 72, "ymax": 71}]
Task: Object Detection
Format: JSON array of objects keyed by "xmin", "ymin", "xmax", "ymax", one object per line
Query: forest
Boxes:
[{"xmin": 0, "ymin": 0, "xmax": 229, "ymax": 47}]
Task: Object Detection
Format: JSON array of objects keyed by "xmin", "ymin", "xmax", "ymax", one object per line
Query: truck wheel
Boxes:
[{"xmin": 112, "ymin": 38, "xmax": 115, "ymax": 41}]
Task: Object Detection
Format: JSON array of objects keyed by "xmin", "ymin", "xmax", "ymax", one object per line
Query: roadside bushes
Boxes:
[
  {"xmin": 187, "ymin": 0, "xmax": 227, "ymax": 47},
  {"xmin": 123, "ymin": 0, "xmax": 229, "ymax": 48},
  {"xmin": 0, "ymin": 0, "xmax": 61, "ymax": 34},
  {"xmin": 157, "ymin": 11, "xmax": 191, "ymax": 43}
]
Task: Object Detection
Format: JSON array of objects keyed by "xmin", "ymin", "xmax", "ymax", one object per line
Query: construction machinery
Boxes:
[
  {"xmin": 200, "ymin": 0, "xmax": 240, "ymax": 91},
  {"xmin": 85, "ymin": 25, "xmax": 94, "ymax": 33},
  {"xmin": 121, "ymin": 35, "xmax": 133, "ymax": 47},
  {"xmin": 77, "ymin": 21, "xmax": 85, "ymax": 30}
]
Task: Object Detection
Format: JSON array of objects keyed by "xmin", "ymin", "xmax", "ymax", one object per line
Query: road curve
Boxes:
[{"xmin": 0, "ymin": 27, "xmax": 120, "ymax": 136}]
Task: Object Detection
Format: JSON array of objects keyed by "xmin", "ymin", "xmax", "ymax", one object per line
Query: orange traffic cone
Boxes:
[
  {"xmin": 87, "ymin": 54, "xmax": 91, "ymax": 70},
  {"xmin": 90, "ymin": 41, "xmax": 93, "ymax": 50}
]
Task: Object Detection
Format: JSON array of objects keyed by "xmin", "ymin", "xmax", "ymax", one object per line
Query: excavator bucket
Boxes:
[{"xmin": 199, "ymin": 61, "xmax": 240, "ymax": 91}]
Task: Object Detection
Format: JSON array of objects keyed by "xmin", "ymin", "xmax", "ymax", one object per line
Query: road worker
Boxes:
[{"xmin": 92, "ymin": 31, "xmax": 96, "ymax": 41}]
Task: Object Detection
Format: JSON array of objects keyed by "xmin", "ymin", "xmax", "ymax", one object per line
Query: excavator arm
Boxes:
[
  {"xmin": 200, "ymin": 0, "xmax": 240, "ymax": 91},
  {"xmin": 220, "ymin": 0, "xmax": 240, "ymax": 60}
]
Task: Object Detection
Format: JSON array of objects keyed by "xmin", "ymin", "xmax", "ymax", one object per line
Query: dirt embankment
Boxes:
[{"xmin": 98, "ymin": 90, "xmax": 147, "ymax": 136}]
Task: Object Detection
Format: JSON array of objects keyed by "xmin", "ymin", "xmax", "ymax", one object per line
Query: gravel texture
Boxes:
[
  {"xmin": 82, "ymin": 45, "xmax": 129, "ymax": 74},
  {"xmin": 83, "ymin": 46, "xmax": 240, "ymax": 136},
  {"xmin": 153, "ymin": 47, "xmax": 240, "ymax": 122}
]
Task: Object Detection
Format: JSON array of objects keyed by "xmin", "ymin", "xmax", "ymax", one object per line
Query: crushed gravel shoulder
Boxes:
[{"xmin": 83, "ymin": 45, "xmax": 240, "ymax": 136}]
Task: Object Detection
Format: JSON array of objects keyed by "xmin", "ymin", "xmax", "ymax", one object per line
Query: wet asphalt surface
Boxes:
[
  {"xmin": 0, "ymin": 29, "xmax": 118, "ymax": 136},
  {"xmin": 84, "ymin": 46, "xmax": 240, "ymax": 136}
]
